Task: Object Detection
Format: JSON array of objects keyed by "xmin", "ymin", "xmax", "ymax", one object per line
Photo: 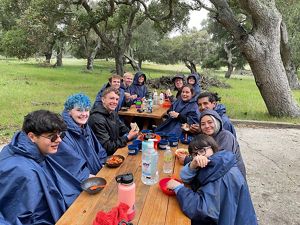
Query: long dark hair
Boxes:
[{"xmin": 188, "ymin": 134, "xmax": 219, "ymax": 155}]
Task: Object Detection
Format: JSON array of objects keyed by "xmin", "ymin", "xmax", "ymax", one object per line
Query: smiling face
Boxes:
[
  {"xmin": 102, "ymin": 91, "xmax": 119, "ymax": 112},
  {"xmin": 28, "ymin": 132, "xmax": 63, "ymax": 155},
  {"xmin": 123, "ymin": 74, "xmax": 133, "ymax": 87},
  {"xmin": 69, "ymin": 107, "xmax": 90, "ymax": 126},
  {"xmin": 138, "ymin": 75, "xmax": 145, "ymax": 84},
  {"xmin": 110, "ymin": 78, "xmax": 121, "ymax": 89},
  {"xmin": 181, "ymin": 86, "xmax": 193, "ymax": 102},
  {"xmin": 198, "ymin": 97, "xmax": 216, "ymax": 112},
  {"xmin": 200, "ymin": 115, "xmax": 215, "ymax": 136},
  {"xmin": 188, "ymin": 77, "xmax": 196, "ymax": 85}
]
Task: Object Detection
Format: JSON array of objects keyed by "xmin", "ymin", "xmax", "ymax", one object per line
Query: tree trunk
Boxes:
[
  {"xmin": 115, "ymin": 52, "xmax": 124, "ymax": 75},
  {"xmin": 225, "ymin": 64, "xmax": 234, "ymax": 78},
  {"xmin": 138, "ymin": 60, "xmax": 142, "ymax": 70},
  {"xmin": 184, "ymin": 60, "xmax": 197, "ymax": 74},
  {"xmin": 86, "ymin": 40, "xmax": 101, "ymax": 71},
  {"xmin": 55, "ymin": 50, "xmax": 63, "ymax": 67},
  {"xmin": 87, "ymin": 56, "xmax": 94, "ymax": 70},
  {"xmin": 280, "ymin": 22, "xmax": 300, "ymax": 89},
  {"xmin": 211, "ymin": 0, "xmax": 300, "ymax": 117},
  {"xmin": 44, "ymin": 52, "xmax": 52, "ymax": 64},
  {"xmin": 124, "ymin": 53, "xmax": 140, "ymax": 71}
]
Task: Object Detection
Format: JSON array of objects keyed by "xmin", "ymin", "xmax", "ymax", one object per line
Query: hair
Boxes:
[
  {"xmin": 102, "ymin": 87, "xmax": 120, "ymax": 97},
  {"xmin": 64, "ymin": 93, "xmax": 91, "ymax": 111},
  {"xmin": 123, "ymin": 72, "xmax": 133, "ymax": 78},
  {"xmin": 197, "ymin": 92, "xmax": 221, "ymax": 103},
  {"xmin": 108, "ymin": 74, "xmax": 122, "ymax": 83},
  {"xmin": 188, "ymin": 134, "xmax": 219, "ymax": 155},
  {"xmin": 200, "ymin": 114, "xmax": 221, "ymax": 135},
  {"xmin": 22, "ymin": 110, "xmax": 67, "ymax": 135},
  {"xmin": 181, "ymin": 84, "xmax": 195, "ymax": 96}
]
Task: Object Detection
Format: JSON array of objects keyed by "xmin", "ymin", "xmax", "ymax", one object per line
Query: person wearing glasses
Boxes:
[
  {"xmin": 0, "ymin": 110, "xmax": 81, "ymax": 225},
  {"xmin": 167, "ymin": 134, "xmax": 257, "ymax": 225},
  {"xmin": 50, "ymin": 93, "xmax": 107, "ymax": 182},
  {"xmin": 181, "ymin": 109, "xmax": 246, "ymax": 179},
  {"xmin": 89, "ymin": 87, "xmax": 139, "ymax": 155}
]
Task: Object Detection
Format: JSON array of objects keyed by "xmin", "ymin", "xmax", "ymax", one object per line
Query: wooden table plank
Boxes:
[
  {"xmin": 118, "ymin": 105, "xmax": 169, "ymax": 119},
  {"xmin": 56, "ymin": 144, "xmax": 190, "ymax": 225}
]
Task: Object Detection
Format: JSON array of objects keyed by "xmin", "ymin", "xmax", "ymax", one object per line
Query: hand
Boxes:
[
  {"xmin": 177, "ymin": 153, "xmax": 186, "ymax": 165},
  {"xmin": 169, "ymin": 111, "xmax": 179, "ymax": 118},
  {"xmin": 127, "ymin": 129, "xmax": 139, "ymax": 141},
  {"xmin": 189, "ymin": 124, "xmax": 200, "ymax": 134},
  {"xmin": 130, "ymin": 94, "xmax": 137, "ymax": 100},
  {"xmin": 190, "ymin": 155, "xmax": 210, "ymax": 169},
  {"xmin": 167, "ymin": 179, "xmax": 181, "ymax": 190}
]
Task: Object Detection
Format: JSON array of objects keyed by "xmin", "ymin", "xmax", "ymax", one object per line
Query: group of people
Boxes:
[{"xmin": 0, "ymin": 70, "xmax": 258, "ymax": 225}]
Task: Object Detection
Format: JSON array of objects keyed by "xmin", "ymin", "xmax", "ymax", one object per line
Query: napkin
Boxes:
[{"xmin": 93, "ymin": 203, "xmax": 130, "ymax": 225}]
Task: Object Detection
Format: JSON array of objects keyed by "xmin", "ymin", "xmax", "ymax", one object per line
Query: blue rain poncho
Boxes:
[
  {"xmin": 128, "ymin": 71, "xmax": 148, "ymax": 98},
  {"xmin": 0, "ymin": 131, "xmax": 81, "ymax": 225},
  {"xmin": 50, "ymin": 110, "xmax": 107, "ymax": 181}
]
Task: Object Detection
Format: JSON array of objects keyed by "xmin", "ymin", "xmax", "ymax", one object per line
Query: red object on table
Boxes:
[
  {"xmin": 140, "ymin": 134, "xmax": 161, "ymax": 150},
  {"xmin": 93, "ymin": 203, "xmax": 129, "ymax": 225}
]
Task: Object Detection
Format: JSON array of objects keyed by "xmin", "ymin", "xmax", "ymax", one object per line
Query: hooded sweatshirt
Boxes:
[
  {"xmin": 214, "ymin": 103, "xmax": 236, "ymax": 137},
  {"xmin": 199, "ymin": 109, "xmax": 246, "ymax": 178},
  {"xmin": 0, "ymin": 131, "xmax": 81, "ymax": 225},
  {"xmin": 50, "ymin": 110, "xmax": 107, "ymax": 181},
  {"xmin": 176, "ymin": 150, "xmax": 257, "ymax": 225},
  {"xmin": 128, "ymin": 71, "xmax": 148, "ymax": 98},
  {"xmin": 187, "ymin": 73, "xmax": 201, "ymax": 98}
]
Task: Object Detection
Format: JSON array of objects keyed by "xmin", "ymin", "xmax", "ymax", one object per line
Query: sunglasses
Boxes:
[{"xmin": 40, "ymin": 131, "xmax": 66, "ymax": 142}]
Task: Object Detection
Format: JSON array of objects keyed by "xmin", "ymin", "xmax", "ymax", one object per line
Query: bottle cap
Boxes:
[{"xmin": 115, "ymin": 173, "xmax": 134, "ymax": 184}]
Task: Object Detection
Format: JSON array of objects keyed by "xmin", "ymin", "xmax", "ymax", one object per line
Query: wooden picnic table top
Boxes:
[
  {"xmin": 118, "ymin": 105, "xmax": 169, "ymax": 119},
  {"xmin": 56, "ymin": 143, "xmax": 190, "ymax": 225}
]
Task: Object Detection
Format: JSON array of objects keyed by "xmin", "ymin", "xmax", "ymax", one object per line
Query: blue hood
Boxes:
[
  {"xmin": 214, "ymin": 103, "xmax": 226, "ymax": 116},
  {"xmin": 199, "ymin": 109, "xmax": 224, "ymax": 133},
  {"xmin": 133, "ymin": 71, "xmax": 146, "ymax": 85}
]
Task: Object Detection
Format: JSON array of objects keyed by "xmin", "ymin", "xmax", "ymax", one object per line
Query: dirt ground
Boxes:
[
  {"xmin": 0, "ymin": 126, "xmax": 299, "ymax": 225},
  {"xmin": 236, "ymin": 126, "xmax": 300, "ymax": 225}
]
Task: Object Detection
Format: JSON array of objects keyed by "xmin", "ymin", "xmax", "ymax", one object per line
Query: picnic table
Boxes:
[
  {"xmin": 56, "ymin": 143, "xmax": 190, "ymax": 225},
  {"xmin": 118, "ymin": 105, "xmax": 170, "ymax": 129}
]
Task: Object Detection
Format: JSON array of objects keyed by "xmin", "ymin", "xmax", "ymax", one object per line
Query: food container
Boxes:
[
  {"xmin": 81, "ymin": 177, "xmax": 107, "ymax": 195},
  {"xmin": 158, "ymin": 139, "xmax": 169, "ymax": 150},
  {"xmin": 128, "ymin": 144, "xmax": 139, "ymax": 155}
]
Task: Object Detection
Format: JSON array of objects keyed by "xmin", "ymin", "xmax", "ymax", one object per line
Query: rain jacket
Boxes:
[
  {"xmin": 200, "ymin": 109, "xmax": 246, "ymax": 178},
  {"xmin": 187, "ymin": 73, "xmax": 201, "ymax": 98},
  {"xmin": 50, "ymin": 110, "xmax": 107, "ymax": 181},
  {"xmin": 0, "ymin": 131, "xmax": 81, "ymax": 225},
  {"xmin": 155, "ymin": 97, "xmax": 200, "ymax": 137},
  {"xmin": 93, "ymin": 82, "xmax": 126, "ymax": 111},
  {"xmin": 176, "ymin": 150, "xmax": 257, "ymax": 225},
  {"xmin": 128, "ymin": 71, "xmax": 148, "ymax": 98},
  {"xmin": 214, "ymin": 104, "xmax": 236, "ymax": 137},
  {"xmin": 88, "ymin": 103, "xmax": 130, "ymax": 156}
]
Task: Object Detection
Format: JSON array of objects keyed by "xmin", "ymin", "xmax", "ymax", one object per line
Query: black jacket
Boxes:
[{"xmin": 88, "ymin": 104, "xmax": 129, "ymax": 156}]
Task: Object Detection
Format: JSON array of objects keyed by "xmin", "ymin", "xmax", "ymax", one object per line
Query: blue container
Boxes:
[
  {"xmin": 128, "ymin": 144, "xmax": 139, "ymax": 155},
  {"xmin": 180, "ymin": 134, "xmax": 193, "ymax": 144},
  {"xmin": 141, "ymin": 129, "xmax": 153, "ymax": 134},
  {"xmin": 133, "ymin": 140, "xmax": 142, "ymax": 150},
  {"xmin": 168, "ymin": 137, "xmax": 179, "ymax": 147},
  {"xmin": 158, "ymin": 139, "xmax": 169, "ymax": 150}
]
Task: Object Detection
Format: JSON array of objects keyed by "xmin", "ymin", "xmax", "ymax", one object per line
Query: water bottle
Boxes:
[
  {"xmin": 153, "ymin": 90, "xmax": 158, "ymax": 105},
  {"xmin": 141, "ymin": 139, "xmax": 159, "ymax": 185},
  {"xmin": 163, "ymin": 146, "xmax": 173, "ymax": 174},
  {"xmin": 115, "ymin": 173, "xmax": 136, "ymax": 221},
  {"xmin": 159, "ymin": 92, "xmax": 165, "ymax": 105},
  {"xmin": 147, "ymin": 95, "xmax": 153, "ymax": 113}
]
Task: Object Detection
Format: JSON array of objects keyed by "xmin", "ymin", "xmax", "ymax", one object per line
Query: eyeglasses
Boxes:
[
  {"xmin": 191, "ymin": 146, "xmax": 211, "ymax": 158},
  {"xmin": 40, "ymin": 131, "xmax": 66, "ymax": 142}
]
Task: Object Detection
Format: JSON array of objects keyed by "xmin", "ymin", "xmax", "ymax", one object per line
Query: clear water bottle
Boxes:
[
  {"xmin": 147, "ymin": 95, "xmax": 153, "ymax": 113},
  {"xmin": 141, "ymin": 139, "xmax": 159, "ymax": 185},
  {"xmin": 159, "ymin": 92, "xmax": 165, "ymax": 105},
  {"xmin": 163, "ymin": 146, "xmax": 173, "ymax": 174},
  {"xmin": 153, "ymin": 90, "xmax": 158, "ymax": 105},
  {"xmin": 115, "ymin": 173, "xmax": 136, "ymax": 221}
]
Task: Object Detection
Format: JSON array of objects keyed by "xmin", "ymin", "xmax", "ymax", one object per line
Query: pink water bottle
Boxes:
[{"xmin": 115, "ymin": 173, "xmax": 136, "ymax": 221}]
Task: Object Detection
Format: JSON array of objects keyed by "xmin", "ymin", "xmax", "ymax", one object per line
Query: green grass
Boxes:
[{"xmin": 0, "ymin": 58, "xmax": 300, "ymax": 142}]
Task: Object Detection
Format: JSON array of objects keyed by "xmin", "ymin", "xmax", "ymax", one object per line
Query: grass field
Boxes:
[{"xmin": 1, "ymin": 58, "xmax": 300, "ymax": 142}]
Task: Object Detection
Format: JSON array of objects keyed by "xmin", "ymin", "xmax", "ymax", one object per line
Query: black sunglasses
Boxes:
[{"xmin": 40, "ymin": 131, "xmax": 66, "ymax": 142}]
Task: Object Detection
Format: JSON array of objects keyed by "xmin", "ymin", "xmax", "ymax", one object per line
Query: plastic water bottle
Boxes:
[
  {"xmin": 153, "ymin": 90, "xmax": 158, "ymax": 105},
  {"xmin": 163, "ymin": 146, "xmax": 173, "ymax": 174},
  {"xmin": 115, "ymin": 173, "xmax": 136, "ymax": 221},
  {"xmin": 141, "ymin": 139, "xmax": 159, "ymax": 185},
  {"xmin": 159, "ymin": 92, "xmax": 165, "ymax": 105},
  {"xmin": 147, "ymin": 95, "xmax": 153, "ymax": 113}
]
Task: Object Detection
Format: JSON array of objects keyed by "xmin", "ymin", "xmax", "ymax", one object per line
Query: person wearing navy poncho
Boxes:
[
  {"xmin": 128, "ymin": 71, "xmax": 148, "ymax": 98},
  {"xmin": 0, "ymin": 110, "xmax": 81, "ymax": 225},
  {"xmin": 155, "ymin": 84, "xmax": 200, "ymax": 137},
  {"xmin": 50, "ymin": 93, "xmax": 107, "ymax": 182},
  {"xmin": 93, "ymin": 74, "xmax": 126, "ymax": 111},
  {"xmin": 167, "ymin": 134, "xmax": 257, "ymax": 225},
  {"xmin": 187, "ymin": 73, "xmax": 201, "ymax": 98}
]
